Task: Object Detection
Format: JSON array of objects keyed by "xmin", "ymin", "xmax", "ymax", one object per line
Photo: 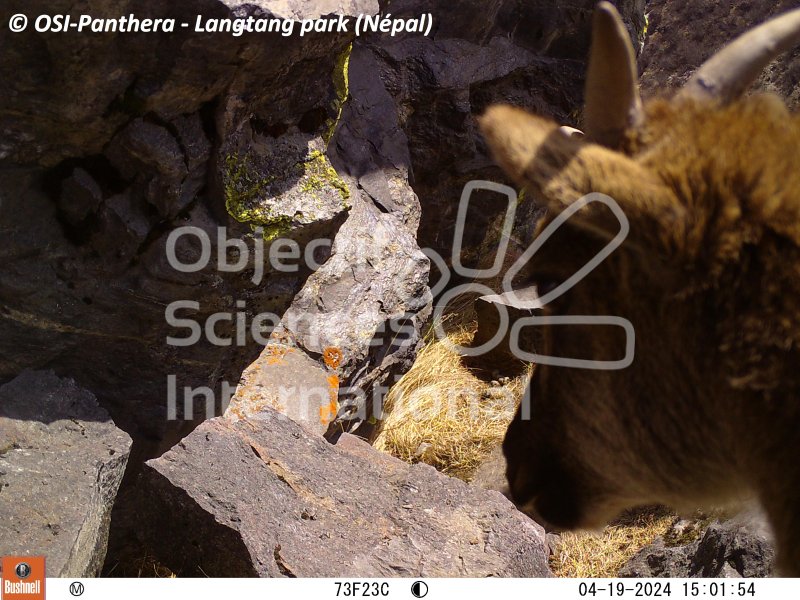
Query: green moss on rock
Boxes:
[
  {"xmin": 223, "ymin": 149, "xmax": 350, "ymax": 241},
  {"xmin": 224, "ymin": 153, "xmax": 285, "ymax": 238},
  {"xmin": 225, "ymin": 154, "xmax": 268, "ymax": 219},
  {"xmin": 301, "ymin": 150, "xmax": 350, "ymax": 203}
]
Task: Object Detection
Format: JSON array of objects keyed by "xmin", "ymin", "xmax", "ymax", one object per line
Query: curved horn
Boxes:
[
  {"xmin": 680, "ymin": 8, "xmax": 800, "ymax": 103},
  {"xmin": 559, "ymin": 125, "xmax": 585, "ymax": 139},
  {"xmin": 584, "ymin": 1, "xmax": 643, "ymax": 148}
]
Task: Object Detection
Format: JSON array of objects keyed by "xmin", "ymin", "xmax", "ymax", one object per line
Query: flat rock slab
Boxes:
[
  {"xmin": 141, "ymin": 411, "xmax": 550, "ymax": 577},
  {"xmin": 0, "ymin": 370, "xmax": 132, "ymax": 577},
  {"xmin": 225, "ymin": 344, "xmax": 339, "ymax": 435}
]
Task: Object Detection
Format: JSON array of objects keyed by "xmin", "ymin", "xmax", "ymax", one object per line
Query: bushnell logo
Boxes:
[
  {"xmin": 13, "ymin": 563, "xmax": 30, "ymax": 579},
  {"xmin": 1, "ymin": 556, "xmax": 45, "ymax": 600}
]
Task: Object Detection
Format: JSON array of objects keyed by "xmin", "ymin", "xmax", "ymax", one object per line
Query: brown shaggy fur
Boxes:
[{"xmin": 480, "ymin": 94, "xmax": 800, "ymax": 575}]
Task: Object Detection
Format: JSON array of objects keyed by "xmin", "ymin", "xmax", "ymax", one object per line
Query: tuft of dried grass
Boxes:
[
  {"xmin": 374, "ymin": 314, "xmax": 528, "ymax": 480},
  {"xmin": 551, "ymin": 507, "xmax": 676, "ymax": 578}
]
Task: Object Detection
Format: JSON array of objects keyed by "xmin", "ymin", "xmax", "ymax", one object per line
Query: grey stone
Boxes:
[
  {"xmin": 105, "ymin": 118, "xmax": 190, "ymax": 219},
  {"xmin": 546, "ymin": 533, "xmax": 562, "ymax": 557},
  {"xmin": 138, "ymin": 412, "xmax": 551, "ymax": 577},
  {"xmin": 0, "ymin": 371, "xmax": 132, "ymax": 577},
  {"xmin": 329, "ymin": 44, "xmax": 420, "ymax": 230},
  {"xmin": 281, "ymin": 193, "xmax": 432, "ymax": 436},
  {"xmin": 620, "ymin": 509, "xmax": 775, "ymax": 578},
  {"xmin": 58, "ymin": 168, "xmax": 104, "ymax": 226},
  {"xmin": 220, "ymin": 133, "xmax": 351, "ymax": 246}
]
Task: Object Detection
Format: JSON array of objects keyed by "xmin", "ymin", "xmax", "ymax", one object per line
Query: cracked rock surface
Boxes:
[
  {"xmin": 138, "ymin": 410, "xmax": 551, "ymax": 577},
  {"xmin": 0, "ymin": 370, "xmax": 131, "ymax": 577}
]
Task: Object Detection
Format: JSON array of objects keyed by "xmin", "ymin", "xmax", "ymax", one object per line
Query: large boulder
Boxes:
[
  {"xmin": 277, "ymin": 193, "xmax": 432, "ymax": 436},
  {"xmin": 0, "ymin": 371, "xmax": 132, "ymax": 576},
  {"xmin": 226, "ymin": 39, "xmax": 433, "ymax": 437},
  {"xmin": 137, "ymin": 410, "xmax": 551, "ymax": 577}
]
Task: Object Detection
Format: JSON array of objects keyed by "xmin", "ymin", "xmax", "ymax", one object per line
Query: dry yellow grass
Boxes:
[
  {"xmin": 551, "ymin": 508, "xmax": 676, "ymax": 578},
  {"xmin": 374, "ymin": 315, "xmax": 528, "ymax": 480}
]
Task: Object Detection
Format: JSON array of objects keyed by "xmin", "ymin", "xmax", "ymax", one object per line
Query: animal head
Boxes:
[{"xmin": 480, "ymin": 2, "xmax": 800, "ymax": 537}]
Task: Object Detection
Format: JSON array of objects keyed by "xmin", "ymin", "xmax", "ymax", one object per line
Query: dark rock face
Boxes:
[
  {"xmin": 0, "ymin": 0, "xmax": 381, "ymax": 459},
  {"xmin": 0, "ymin": 371, "xmax": 132, "ymax": 576},
  {"xmin": 620, "ymin": 511, "xmax": 775, "ymax": 578},
  {"xmin": 359, "ymin": 0, "xmax": 646, "ymax": 263},
  {"xmin": 0, "ymin": 0, "xmax": 376, "ymax": 166},
  {"xmin": 639, "ymin": 0, "xmax": 800, "ymax": 110},
  {"xmin": 138, "ymin": 412, "xmax": 551, "ymax": 577}
]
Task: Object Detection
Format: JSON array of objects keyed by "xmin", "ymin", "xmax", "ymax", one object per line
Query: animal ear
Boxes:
[
  {"xmin": 479, "ymin": 105, "xmax": 684, "ymax": 251},
  {"xmin": 478, "ymin": 105, "xmax": 565, "ymax": 189}
]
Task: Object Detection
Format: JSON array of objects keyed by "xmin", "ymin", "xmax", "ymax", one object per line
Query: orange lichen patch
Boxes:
[
  {"xmin": 319, "ymin": 399, "xmax": 338, "ymax": 426},
  {"xmin": 269, "ymin": 328, "xmax": 294, "ymax": 345},
  {"xmin": 228, "ymin": 405, "xmax": 245, "ymax": 420},
  {"xmin": 327, "ymin": 374, "xmax": 340, "ymax": 390},
  {"xmin": 319, "ymin": 374, "xmax": 340, "ymax": 426},
  {"xmin": 323, "ymin": 346, "xmax": 343, "ymax": 369},
  {"xmin": 262, "ymin": 344, "xmax": 294, "ymax": 366}
]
